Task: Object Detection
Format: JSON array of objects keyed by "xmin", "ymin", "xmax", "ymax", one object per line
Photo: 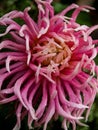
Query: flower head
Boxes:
[{"xmin": 0, "ymin": 0, "xmax": 98, "ymax": 130}]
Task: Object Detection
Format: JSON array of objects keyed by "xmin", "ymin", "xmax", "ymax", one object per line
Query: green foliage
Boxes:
[
  {"xmin": 0, "ymin": 0, "xmax": 37, "ymax": 17},
  {"xmin": 76, "ymin": 11, "xmax": 92, "ymax": 26},
  {"xmin": 52, "ymin": 2, "xmax": 68, "ymax": 13}
]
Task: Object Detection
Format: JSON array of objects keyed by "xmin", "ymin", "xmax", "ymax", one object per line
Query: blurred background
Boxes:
[{"xmin": 0, "ymin": 0, "xmax": 98, "ymax": 130}]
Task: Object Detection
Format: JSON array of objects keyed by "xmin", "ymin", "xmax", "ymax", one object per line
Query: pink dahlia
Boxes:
[{"xmin": 0, "ymin": 0, "xmax": 98, "ymax": 130}]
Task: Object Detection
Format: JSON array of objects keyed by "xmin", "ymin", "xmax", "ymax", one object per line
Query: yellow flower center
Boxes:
[{"xmin": 32, "ymin": 37, "xmax": 72, "ymax": 71}]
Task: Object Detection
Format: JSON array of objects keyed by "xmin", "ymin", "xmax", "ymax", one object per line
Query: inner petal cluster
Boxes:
[{"xmin": 32, "ymin": 37, "xmax": 72, "ymax": 72}]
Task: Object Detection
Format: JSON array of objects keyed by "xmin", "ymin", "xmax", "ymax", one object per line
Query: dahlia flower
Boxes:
[{"xmin": 0, "ymin": 0, "xmax": 98, "ymax": 130}]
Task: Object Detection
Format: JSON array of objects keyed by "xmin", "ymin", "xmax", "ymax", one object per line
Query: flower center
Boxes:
[{"xmin": 32, "ymin": 37, "xmax": 72, "ymax": 71}]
